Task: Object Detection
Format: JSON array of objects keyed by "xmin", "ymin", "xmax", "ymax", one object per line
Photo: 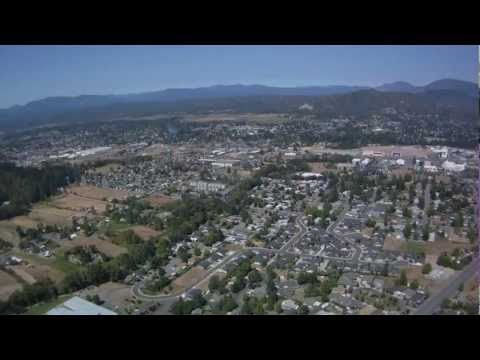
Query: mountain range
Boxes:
[{"xmin": 0, "ymin": 79, "xmax": 476, "ymax": 132}]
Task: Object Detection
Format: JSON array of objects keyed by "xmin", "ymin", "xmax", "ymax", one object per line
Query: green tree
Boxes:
[
  {"xmin": 403, "ymin": 222, "xmax": 412, "ymax": 240},
  {"xmin": 396, "ymin": 270, "xmax": 408, "ymax": 287},
  {"xmin": 422, "ymin": 263, "xmax": 432, "ymax": 275},
  {"xmin": 409, "ymin": 279, "xmax": 419, "ymax": 290}
]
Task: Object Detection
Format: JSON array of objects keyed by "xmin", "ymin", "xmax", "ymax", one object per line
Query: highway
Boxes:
[{"xmin": 413, "ymin": 256, "xmax": 479, "ymax": 315}]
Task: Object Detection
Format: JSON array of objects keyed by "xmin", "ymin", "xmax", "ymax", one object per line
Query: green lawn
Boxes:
[
  {"xmin": 404, "ymin": 241, "xmax": 426, "ymax": 255},
  {"xmin": 12, "ymin": 250, "xmax": 84, "ymax": 275},
  {"xmin": 25, "ymin": 294, "xmax": 73, "ymax": 315}
]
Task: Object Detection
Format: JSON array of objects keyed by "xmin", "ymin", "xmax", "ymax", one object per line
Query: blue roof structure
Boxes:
[{"xmin": 47, "ymin": 296, "xmax": 117, "ymax": 316}]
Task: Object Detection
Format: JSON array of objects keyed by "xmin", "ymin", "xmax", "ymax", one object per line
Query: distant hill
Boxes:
[
  {"xmin": 376, "ymin": 81, "xmax": 420, "ymax": 93},
  {"xmin": 0, "ymin": 80, "xmax": 476, "ymax": 132},
  {"xmin": 376, "ymin": 78, "xmax": 476, "ymax": 97}
]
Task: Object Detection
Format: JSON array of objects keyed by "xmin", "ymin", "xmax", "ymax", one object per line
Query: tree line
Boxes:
[{"xmin": 0, "ymin": 162, "xmax": 80, "ymax": 220}]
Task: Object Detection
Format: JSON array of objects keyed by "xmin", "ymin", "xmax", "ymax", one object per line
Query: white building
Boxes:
[
  {"xmin": 442, "ymin": 161, "xmax": 466, "ymax": 172},
  {"xmin": 431, "ymin": 146, "xmax": 448, "ymax": 159},
  {"xmin": 189, "ymin": 181, "xmax": 226, "ymax": 193}
]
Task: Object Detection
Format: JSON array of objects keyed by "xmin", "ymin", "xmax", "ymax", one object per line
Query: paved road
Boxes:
[{"xmin": 413, "ymin": 257, "xmax": 479, "ymax": 315}]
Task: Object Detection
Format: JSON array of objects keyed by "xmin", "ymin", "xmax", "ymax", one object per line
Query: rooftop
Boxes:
[{"xmin": 46, "ymin": 296, "xmax": 117, "ymax": 316}]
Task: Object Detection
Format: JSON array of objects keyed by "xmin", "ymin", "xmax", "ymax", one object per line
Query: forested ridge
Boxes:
[{"xmin": 0, "ymin": 162, "xmax": 80, "ymax": 220}]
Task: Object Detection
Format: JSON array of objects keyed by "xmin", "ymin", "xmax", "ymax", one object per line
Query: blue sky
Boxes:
[{"xmin": 0, "ymin": 45, "xmax": 476, "ymax": 108}]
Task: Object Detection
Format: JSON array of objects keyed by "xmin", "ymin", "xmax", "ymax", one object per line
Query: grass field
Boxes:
[
  {"xmin": 58, "ymin": 235, "xmax": 127, "ymax": 258},
  {"xmin": 403, "ymin": 241, "xmax": 426, "ymax": 255},
  {"xmin": 11, "ymin": 251, "xmax": 81, "ymax": 283},
  {"xmin": 25, "ymin": 294, "xmax": 73, "ymax": 315}
]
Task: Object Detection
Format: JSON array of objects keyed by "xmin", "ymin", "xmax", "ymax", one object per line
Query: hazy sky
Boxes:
[{"xmin": 0, "ymin": 45, "xmax": 476, "ymax": 108}]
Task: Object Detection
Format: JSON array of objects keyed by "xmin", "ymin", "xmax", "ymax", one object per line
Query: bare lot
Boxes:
[
  {"xmin": 0, "ymin": 270, "xmax": 23, "ymax": 301},
  {"xmin": 171, "ymin": 266, "xmax": 208, "ymax": 293},
  {"xmin": 361, "ymin": 145, "xmax": 432, "ymax": 158},
  {"xmin": 49, "ymin": 194, "xmax": 109, "ymax": 213}
]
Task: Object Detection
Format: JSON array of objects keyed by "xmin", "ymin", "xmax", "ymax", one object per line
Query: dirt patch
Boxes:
[
  {"xmin": 68, "ymin": 185, "xmax": 131, "ymax": 201},
  {"xmin": 172, "ymin": 266, "xmax": 208, "ymax": 291},
  {"xmin": 0, "ymin": 270, "xmax": 23, "ymax": 301},
  {"xmin": 129, "ymin": 226, "xmax": 161, "ymax": 241},
  {"xmin": 144, "ymin": 194, "xmax": 176, "ymax": 207},
  {"xmin": 75, "ymin": 282, "xmax": 133, "ymax": 310},
  {"xmin": 59, "ymin": 235, "xmax": 127, "ymax": 258}
]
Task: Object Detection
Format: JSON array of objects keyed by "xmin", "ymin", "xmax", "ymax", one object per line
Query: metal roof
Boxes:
[{"xmin": 47, "ymin": 296, "xmax": 117, "ymax": 316}]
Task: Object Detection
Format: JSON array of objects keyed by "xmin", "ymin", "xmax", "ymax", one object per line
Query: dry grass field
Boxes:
[
  {"xmin": 68, "ymin": 185, "xmax": 130, "ymax": 201},
  {"xmin": 171, "ymin": 266, "xmax": 208, "ymax": 293},
  {"xmin": 383, "ymin": 234, "xmax": 405, "ymax": 252},
  {"xmin": 129, "ymin": 225, "xmax": 161, "ymax": 241},
  {"xmin": 0, "ymin": 270, "xmax": 23, "ymax": 301},
  {"xmin": 75, "ymin": 281, "xmax": 133, "ymax": 310},
  {"xmin": 49, "ymin": 194, "xmax": 109, "ymax": 213},
  {"xmin": 28, "ymin": 204, "xmax": 78, "ymax": 226},
  {"xmin": 144, "ymin": 194, "xmax": 176, "ymax": 207},
  {"xmin": 0, "ymin": 220, "xmax": 21, "ymax": 246},
  {"xmin": 8, "ymin": 260, "xmax": 64, "ymax": 284},
  {"xmin": 58, "ymin": 235, "xmax": 127, "ymax": 258}
]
